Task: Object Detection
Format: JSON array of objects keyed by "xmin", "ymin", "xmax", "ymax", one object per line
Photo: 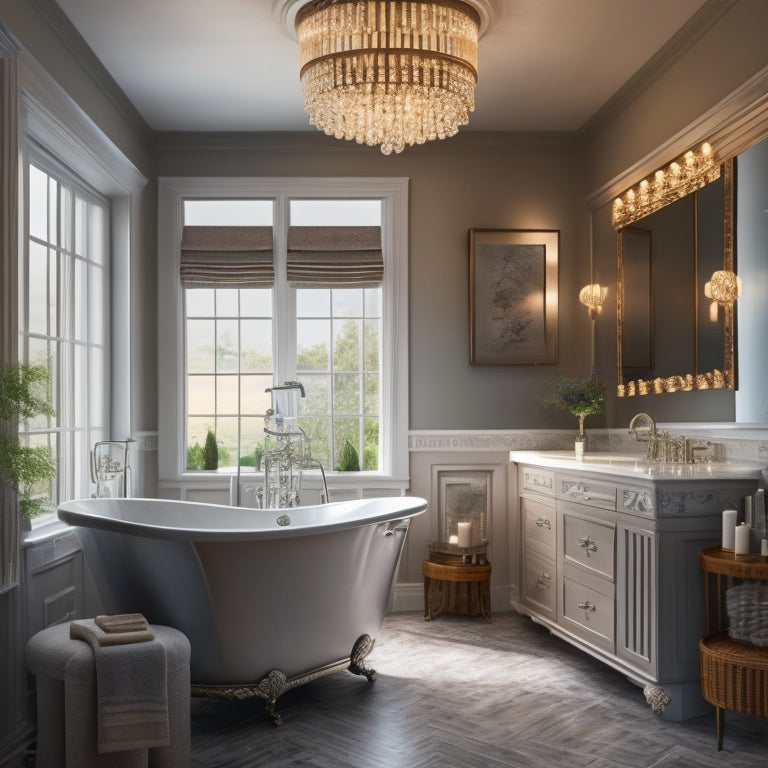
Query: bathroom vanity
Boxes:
[{"xmin": 509, "ymin": 450, "xmax": 763, "ymax": 720}]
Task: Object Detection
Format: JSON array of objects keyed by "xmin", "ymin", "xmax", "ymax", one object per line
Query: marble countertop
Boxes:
[{"xmin": 509, "ymin": 450, "xmax": 766, "ymax": 481}]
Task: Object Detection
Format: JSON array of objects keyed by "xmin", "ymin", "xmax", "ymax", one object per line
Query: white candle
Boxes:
[
  {"xmin": 448, "ymin": 534, "xmax": 458, "ymax": 545},
  {"xmin": 761, "ymin": 539, "xmax": 768, "ymax": 557},
  {"xmin": 722, "ymin": 509, "xmax": 738, "ymax": 550},
  {"xmin": 735, "ymin": 522, "xmax": 750, "ymax": 555},
  {"xmin": 457, "ymin": 521, "xmax": 472, "ymax": 548}
]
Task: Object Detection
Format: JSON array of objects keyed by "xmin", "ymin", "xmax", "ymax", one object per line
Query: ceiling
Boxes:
[{"xmin": 53, "ymin": 0, "xmax": 709, "ymax": 134}]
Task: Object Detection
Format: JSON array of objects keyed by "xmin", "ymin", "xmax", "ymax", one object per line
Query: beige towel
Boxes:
[
  {"xmin": 95, "ymin": 613, "xmax": 150, "ymax": 634},
  {"xmin": 69, "ymin": 618, "xmax": 169, "ymax": 753}
]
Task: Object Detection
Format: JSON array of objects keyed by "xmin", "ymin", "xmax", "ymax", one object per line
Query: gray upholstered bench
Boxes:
[{"xmin": 26, "ymin": 623, "xmax": 191, "ymax": 768}]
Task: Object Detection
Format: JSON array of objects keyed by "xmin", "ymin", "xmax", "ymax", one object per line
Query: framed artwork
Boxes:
[{"xmin": 469, "ymin": 229, "xmax": 559, "ymax": 365}]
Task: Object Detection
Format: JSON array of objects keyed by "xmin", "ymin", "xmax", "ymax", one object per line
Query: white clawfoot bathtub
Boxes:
[{"xmin": 57, "ymin": 495, "xmax": 426, "ymax": 723}]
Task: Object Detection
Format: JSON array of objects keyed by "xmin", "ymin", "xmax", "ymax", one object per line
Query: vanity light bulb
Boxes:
[{"xmin": 710, "ymin": 301, "xmax": 719, "ymax": 322}]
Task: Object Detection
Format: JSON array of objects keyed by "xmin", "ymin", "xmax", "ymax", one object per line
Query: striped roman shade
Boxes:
[
  {"xmin": 286, "ymin": 226, "xmax": 383, "ymax": 288},
  {"xmin": 180, "ymin": 226, "xmax": 274, "ymax": 287}
]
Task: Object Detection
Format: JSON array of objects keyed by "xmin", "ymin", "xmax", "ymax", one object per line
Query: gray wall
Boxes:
[{"xmin": 153, "ymin": 132, "xmax": 592, "ymax": 431}]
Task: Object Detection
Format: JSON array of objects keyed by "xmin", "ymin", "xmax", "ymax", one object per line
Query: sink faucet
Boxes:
[{"xmin": 628, "ymin": 412, "xmax": 668, "ymax": 461}]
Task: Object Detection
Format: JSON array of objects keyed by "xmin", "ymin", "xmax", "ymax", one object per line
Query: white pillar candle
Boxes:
[
  {"xmin": 735, "ymin": 522, "xmax": 750, "ymax": 555},
  {"xmin": 722, "ymin": 509, "xmax": 738, "ymax": 550},
  {"xmin": 457, "ymin": 521, "xmax": 472, "ymax": 548}
]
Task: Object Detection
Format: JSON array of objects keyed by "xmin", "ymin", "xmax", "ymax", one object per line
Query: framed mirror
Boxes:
[{"xmin": 615, "ymin": 153, "xmax": 735, "ymax": 397}]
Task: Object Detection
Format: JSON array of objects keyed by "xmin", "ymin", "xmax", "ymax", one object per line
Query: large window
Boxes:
[
  {"xmin": 22, "ymin": 158, "xmax": 110, "ymax": 520},
  {"xmin": 158, "ymin": 177, "xmax": 409, "ymax": 486},
  {"xmin": 182, "ymin": 198, "xmax": 382, "ymax": 472}
]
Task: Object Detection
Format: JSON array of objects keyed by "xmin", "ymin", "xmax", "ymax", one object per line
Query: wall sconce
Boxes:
[
  {"xmin": 704, "ymin": 269, "xmax": 741, "ymax": 321},
  {"xmin": 579, "ymin": 283, "xmax": 607, "ymax": 319}
]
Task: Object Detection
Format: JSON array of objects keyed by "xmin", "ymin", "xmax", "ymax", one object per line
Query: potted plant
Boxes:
[
  {"xmin": 0, "ymin": 361, "xmax": 56, "ymax": 526},
  {"xmin": 541, "ymin": 370, "xmax": 606, "ymax": 455}
]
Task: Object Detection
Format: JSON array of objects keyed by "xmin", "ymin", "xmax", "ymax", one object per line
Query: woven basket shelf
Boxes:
[{"xmin": 699, "ymin": 631, "xmax": 768, "ymax": 718}]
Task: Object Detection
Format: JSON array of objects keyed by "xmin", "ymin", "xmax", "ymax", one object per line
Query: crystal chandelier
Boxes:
[{"xmin": 295, "ymin": 0, "xmax": 480, "ymax": 155}]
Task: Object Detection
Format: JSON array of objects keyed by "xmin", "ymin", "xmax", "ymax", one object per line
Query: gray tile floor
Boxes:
[{"xmin": 190, "ymin": 611, "xmax": 768, "ymax": 767}]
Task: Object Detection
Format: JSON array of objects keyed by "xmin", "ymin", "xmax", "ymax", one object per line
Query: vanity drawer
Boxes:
[
  {"xmin": 520, "ymin": 467, "xmax": 555, "ymax": 497},
  {"xmin": 523, "ymin": 497, "xmax": 556, "ymax": 553},
  {"xmin": 557, "ymin": 476, "xmax": 616, "ymax": 510},
  {"xmin": 561, "ymin": 508, "xmax": 615, "ymax": 580},
  {"xmin": 522, "ymin": 550, "xmax": 556, "ymax": 619},
  {"xmin": 561, "ymin": 570, "xmax": 615, "ymax": 651}
]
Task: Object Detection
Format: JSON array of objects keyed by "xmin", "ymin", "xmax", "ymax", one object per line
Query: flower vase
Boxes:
[{"xmin": 575, "ymin": 413, "xmax": 586, "ymax": 460}]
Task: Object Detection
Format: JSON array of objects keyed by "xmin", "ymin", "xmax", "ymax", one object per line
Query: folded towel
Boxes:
[
  {"xmin": 95, "ymin": 613, "xmax": 150, "ymax": 634},
  {"xmin": 69, "ymin": 619, "xmax": 169, "ymax": 753},
  {"xmin": 71, "ymin": 618, "xmax": 154, "ymax": 647}
]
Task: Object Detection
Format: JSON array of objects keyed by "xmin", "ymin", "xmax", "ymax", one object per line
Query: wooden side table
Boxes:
[
  {"xmin": 422, "ymin": 560, "xmax": 492, "ymax": 621},
  {"xmin": 699, "ymin": 545, "xmax": 768, "ymax": 750}
]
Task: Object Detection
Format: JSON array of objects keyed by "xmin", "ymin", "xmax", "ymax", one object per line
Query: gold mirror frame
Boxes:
[{"xmin": 615, "ymin": 147, "xmax": 735, "ymax": 397}]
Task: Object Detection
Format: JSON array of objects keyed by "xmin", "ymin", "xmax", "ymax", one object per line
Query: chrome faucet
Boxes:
[{"xmin": 628, "ymin": 412, "xmax": 712, "ymax": 464}]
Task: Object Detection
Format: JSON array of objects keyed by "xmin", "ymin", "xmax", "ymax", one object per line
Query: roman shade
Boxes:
[
  {"xmin": 180, "ymin": 226, "xmax": 274, "ymax": 287},
  {"xmin": 287, "ymin": 226, "xmax": 383, "ymax": 287}
]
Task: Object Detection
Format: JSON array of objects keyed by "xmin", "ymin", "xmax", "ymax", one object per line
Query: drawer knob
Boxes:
[
  {"xmin": 535, "ymin": 517, "xmax": 551, "ymax": 530},
  {"xmin": 577, "ymin": 600, "xmax": 596, "ymax": 620},
  {"xmin": 577, "ymin": 535, "xmax": 598, "ymax": 556}
]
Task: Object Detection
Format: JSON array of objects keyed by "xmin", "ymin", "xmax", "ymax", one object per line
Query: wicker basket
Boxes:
[
  {"xmin": 700, "ymin": 632, "xmax": 768, "ymax": 717},
  {"xmin": 726, "ymin": 581, "xmax": 768, "ymax": 646}
]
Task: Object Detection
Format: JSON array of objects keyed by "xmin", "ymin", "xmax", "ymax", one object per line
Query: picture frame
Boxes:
[{"xmin": 469, "ymin": 229, "xmax": 559, "ymax": 365}]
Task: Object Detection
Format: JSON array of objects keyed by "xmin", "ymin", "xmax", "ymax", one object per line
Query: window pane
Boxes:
[
  {"xmin": 241, "ymin": 374, "xmax": 273, "ymax": 415},
  {"xmin": 363, "ymin": 417, "xmax": 379, "ymax": 470},
  {"xmin": 299, "ymin": 373, "xmax": 330, "ymax": 413},
  {"xmin": 88, "ymin": 346, "xmax": 105, "ymax": 427},
  {"xmin": 290, "ymin": 199, "xmax": 381, "ymax": 225},
  {"xmin": 29, "ymin": 165, "xmax": 48, "ymax": 241},
  {"xmin": 89, "ymin": 264, "xmax": 107, "ymax": 347},
  {"xmin": 48, "ymin": 177, "xmax": 58, "ymax": 247},
  {"xmin": 28, "ymin": 243, "xmax": 48, "ymax": 335},
  {"xmin": 334, "ymin": 373, "xmax": 360, "ymax": 414},
  {"xmin": 298, "ymin": 416, "xmax": 330, "ymax": 467},
  {"xmin": 297, "ymin": 289, "xmax": 330, "ymax": 317},
  {"xmin": 241, "ymin": 319, "xmax": 272, "ymax": 372},
  {"xmin": 88, "ymin": 204, "xmax": 106, "ymax": 265},
  {"xmin": 216, "ymin": 319, "xmax": 239, "ymax": 372},
  {"xmin": 216, "ymin": 374, "xmax": 239, "ymax": 415},
  {"xmin": 184, "ymin": 199, "xmax": 272, "ymax": 226},
  {"xmin": 74, "ymin": 259, "xmax": 87, "ymax": 341},
  {"xmin": 188, "ymin": 375, "xmax": 215, "ymax": 414},
  {"xmin": 240, "ymin": 288, "xmax": 272, "ymax": 316},
  {"xmin": 333, "ymin": 319, "xmax": 361, "ymax": 371},
  {"xmin": 364, "ymin": 372, "xmax": 379, "ymax": 415},
  {"xmin": 186, "ymin": 417, "xmax": 212, "ymax": 469},
  {"xmin": 75, "ymin": 197, "xmax": 86, "ymax": 256},
  {"xmin": 333, "ymin": 419, "xmax": 360, "ymax": 469},
  {"xmin": 364, "ymin": 319, "xmax": 380, "ymax": 371},
  {"xmin": 186, "ymin": 289, "xmax": 215, "ymax": 317},
  {"xmin": 187, "ymin": 320, "xmax": 215, "ymax": 373},
  {"xmin": 297, "ymin": 319, "xmax": 330, "ymax": 371},
  {"xmin": 214, "ymin": 417, "xmax": 238, "ymax": 468},
  {"xmin": 332, "ymin": 289, "xmax": 363, "ymax": 317},
  {"xmin": 364, "ymin": 288, "xmax": 381, "ymax": 316},
  {"xmin": 215, "ymin": 289, "xmax": 239, "ymax": 317}
]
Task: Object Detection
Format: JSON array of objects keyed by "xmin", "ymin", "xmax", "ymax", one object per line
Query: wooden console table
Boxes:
[
  {"xmin": 699, "ymin": 545, "xmax": 768, "ymax": 750},
  {"xmin": 422, "ymin": 557, "xmax": 491, "ymax": 621}
]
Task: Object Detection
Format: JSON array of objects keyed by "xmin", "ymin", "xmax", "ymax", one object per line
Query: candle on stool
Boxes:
[
  {"xmin": 722, "ymin": 509, "xmax": 738, "ymax": 551},
  {"xmin": 457, "ymin": 521, "xmax": 472, "ymax": 548},
  {"xmin": 735, "ymin": 522, "xmax": 750, "ymax": 555}
]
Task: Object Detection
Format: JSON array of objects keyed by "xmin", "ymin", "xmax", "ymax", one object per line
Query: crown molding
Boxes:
[
  {"xmin": 580, "ymin": 0, "xmax": 739, "ymax": 141},
  {"xmin": 26, "ymin": 0, "xmax": 151, "ymax": 142}
]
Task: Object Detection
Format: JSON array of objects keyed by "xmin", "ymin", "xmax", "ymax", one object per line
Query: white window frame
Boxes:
[
  {"xmin": 17, "ymin": 50, "xmax": 146, "ymax": 521},
  {"xmin": 157, "ymin": 177, "xmax": 410, "ymax": 487}
]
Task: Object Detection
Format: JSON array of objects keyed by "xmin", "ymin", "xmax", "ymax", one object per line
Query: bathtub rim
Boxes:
[{"xmin": 57, "ymin": 495, "xmax": 427, "ymax": 542}]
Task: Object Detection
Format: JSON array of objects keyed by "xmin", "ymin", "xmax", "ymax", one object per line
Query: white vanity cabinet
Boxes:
[{"xmin": 511, "ymin": 451, "xmax": 761, "ymax": 721}]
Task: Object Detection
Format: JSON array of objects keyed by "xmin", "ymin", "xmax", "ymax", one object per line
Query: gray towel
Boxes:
[{"xmin": 70, "ymin": 618, "xmax": 170, "ymax": 753}]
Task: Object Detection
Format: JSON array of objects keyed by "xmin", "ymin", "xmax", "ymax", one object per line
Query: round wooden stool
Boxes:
[{"xmin": 422, "ymin": 560, "xmax": 492, "ymax": 621}]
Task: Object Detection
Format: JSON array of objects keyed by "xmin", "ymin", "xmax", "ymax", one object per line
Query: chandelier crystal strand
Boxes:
[{"xmin": 296, "ymin": 0, "xmax": 479, "ymax": 154}]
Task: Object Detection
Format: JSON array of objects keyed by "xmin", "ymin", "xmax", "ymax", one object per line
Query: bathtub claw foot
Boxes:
[
  {"xmin": 348, "ymin": 634, "xmax": 376, "ymax": 681},
  {"xmin": 257, "ymin": 669, "xmax": 288, "ymax": 725}
]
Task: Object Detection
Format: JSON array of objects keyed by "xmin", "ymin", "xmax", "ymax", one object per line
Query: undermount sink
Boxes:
[{"xmin": 545, "ymin": 451, "xmax": 646, "ymax": 465}]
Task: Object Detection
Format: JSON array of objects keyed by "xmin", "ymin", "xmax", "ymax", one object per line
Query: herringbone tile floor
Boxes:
[{"xmin": 191, "ymin": 611, "xmax": 768, "ymax": 767}]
